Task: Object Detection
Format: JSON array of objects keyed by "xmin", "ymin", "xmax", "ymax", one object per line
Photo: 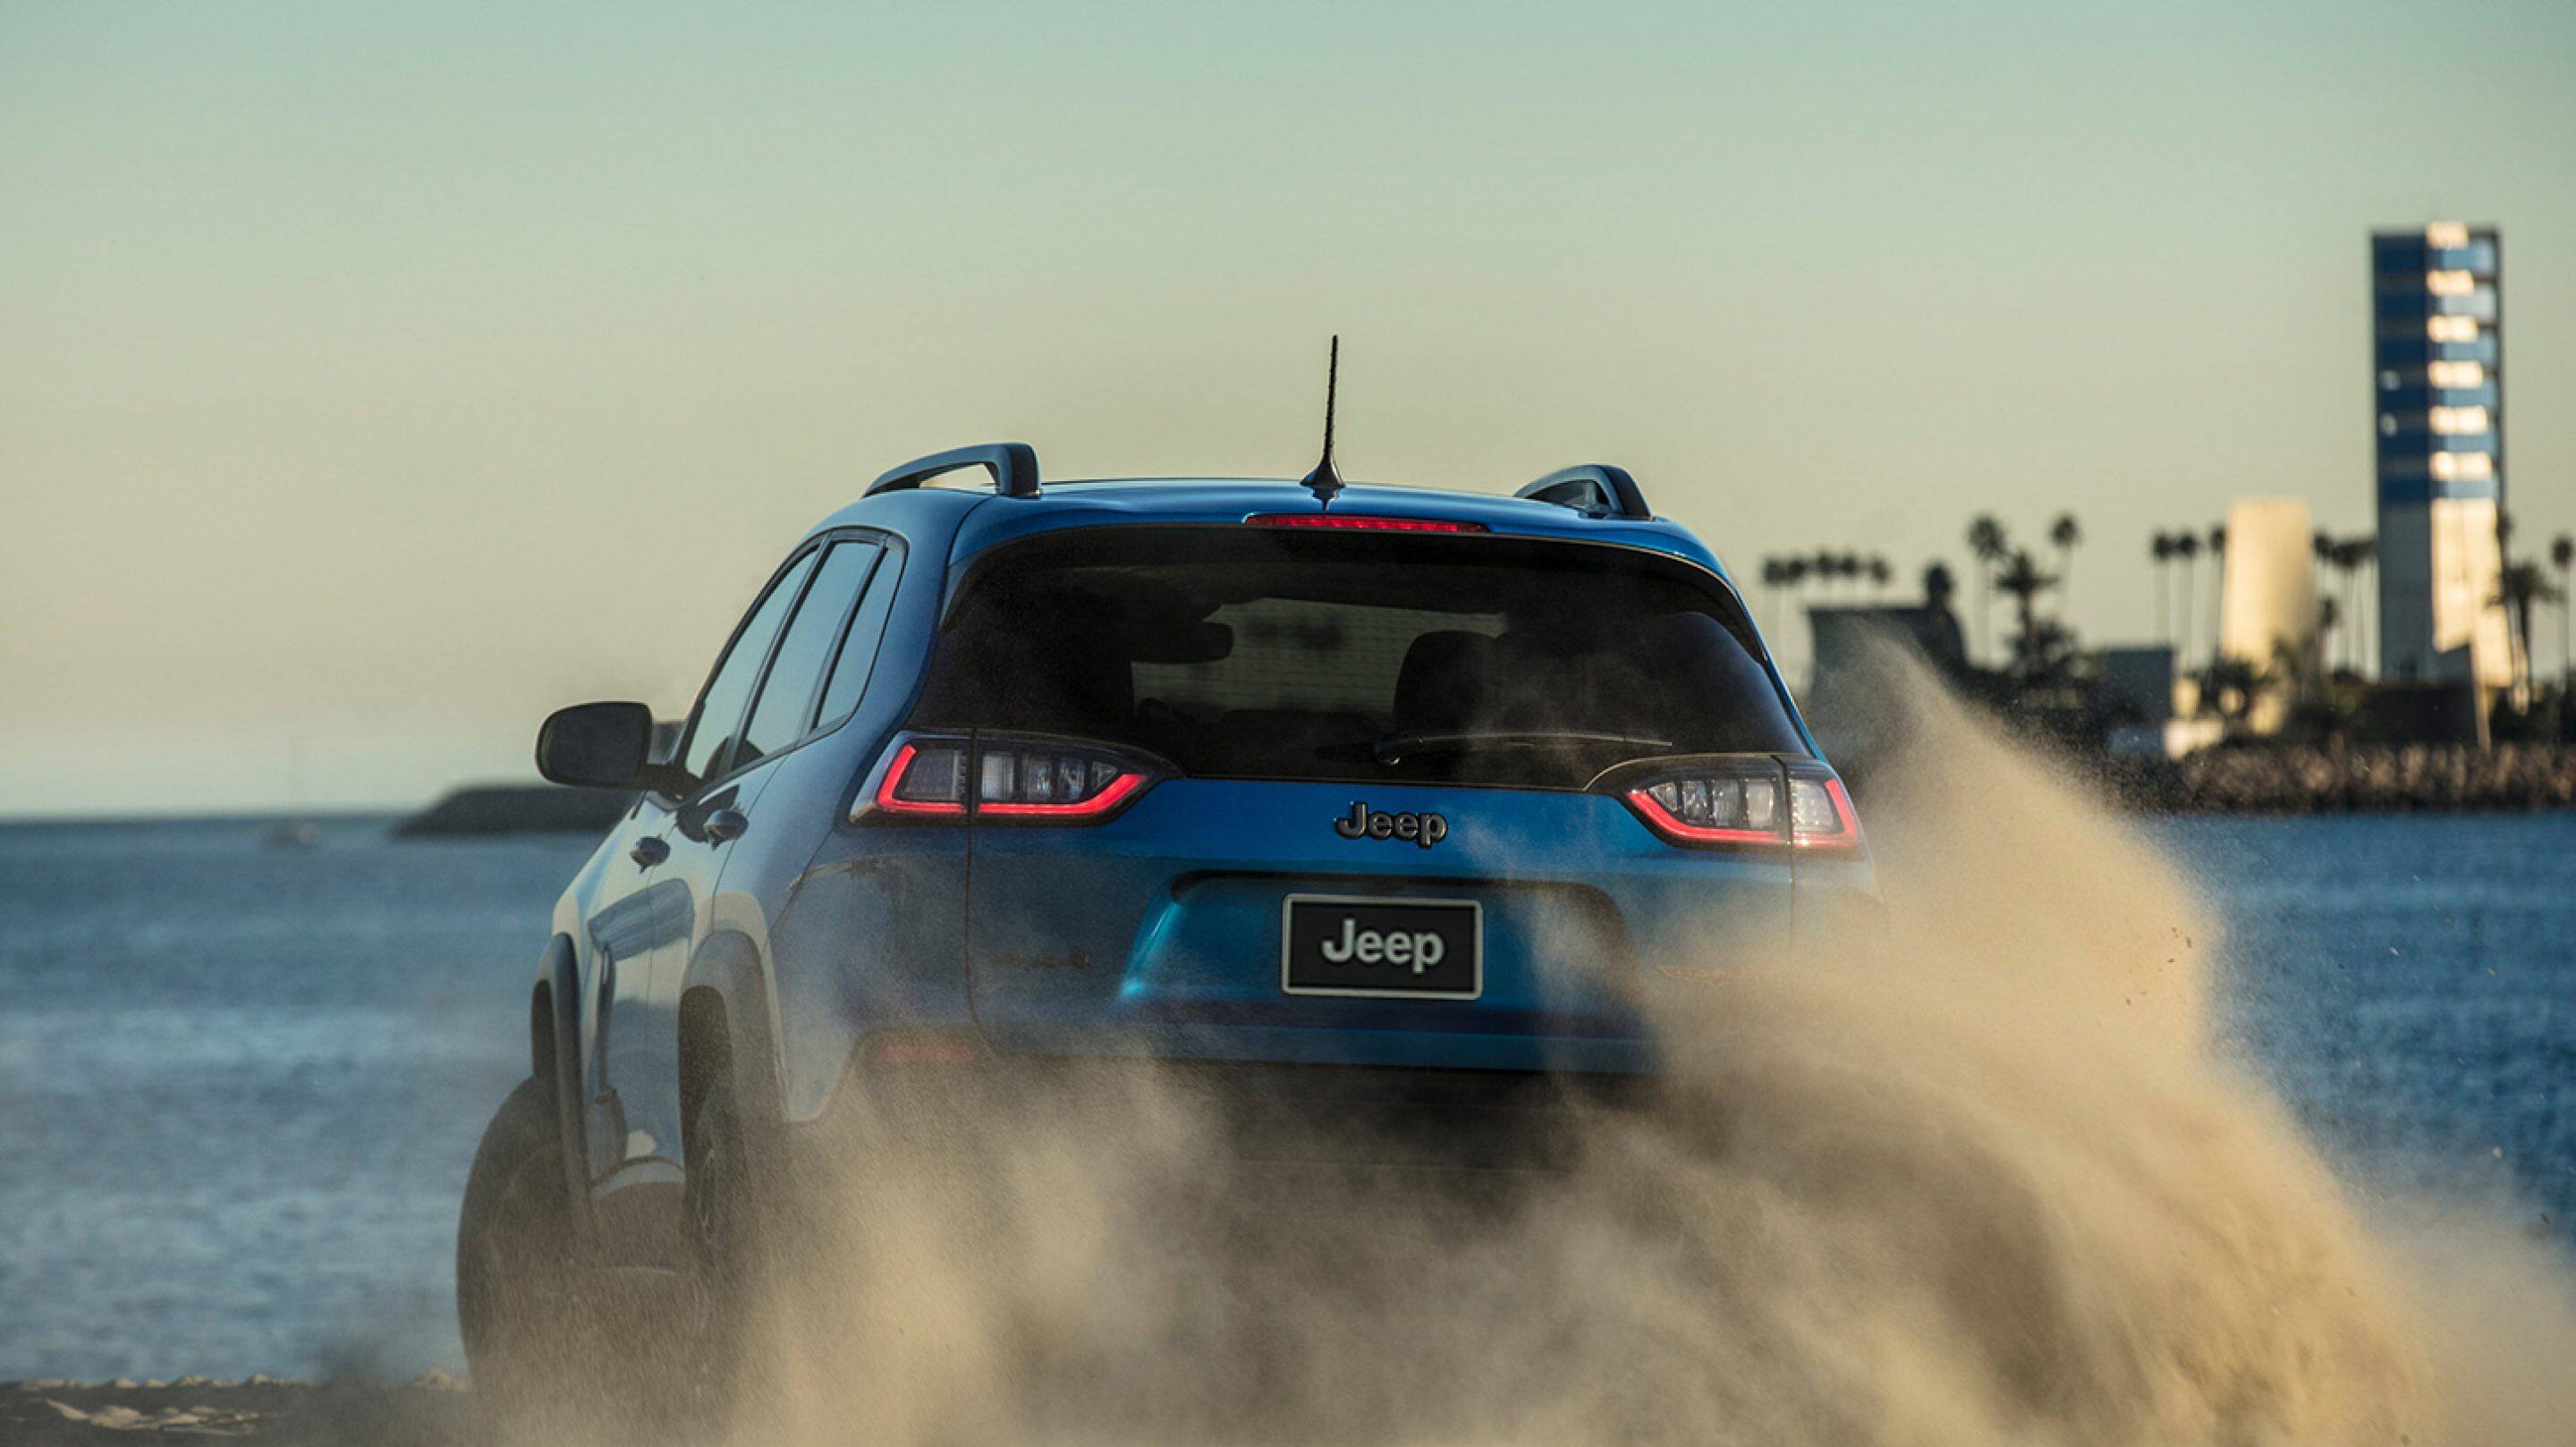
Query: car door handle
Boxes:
[
  {"xmin": 629, "ymin": 837, "xmax": 670, "ymax": 868},
  {"xmin": 706, "ymin": 808, "xmax": 750, "ymax": 843}
]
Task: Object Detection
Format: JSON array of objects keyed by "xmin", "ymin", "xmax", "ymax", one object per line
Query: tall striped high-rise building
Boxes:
[{"xmin": 2372, "ymin": 222, "xmax": 2509, "ymax": 687}]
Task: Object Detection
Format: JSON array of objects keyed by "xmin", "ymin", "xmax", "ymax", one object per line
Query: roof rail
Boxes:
[
  {"xmin": 866, "ymin": 443, "xmax": 1040, "ymax": 500},
  {"xmin": 1515, "ymin": 464, "xmax": 1651, "ymax": 520}
]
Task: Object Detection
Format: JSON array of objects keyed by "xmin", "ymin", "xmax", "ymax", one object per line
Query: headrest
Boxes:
[
  {"xmin": 970, "ymin": 604, "xmax": 1134, "ymax": 727},
  {"xmin": 1394, "ymin": 630, "xmax": 1496, "ymax": 731}
]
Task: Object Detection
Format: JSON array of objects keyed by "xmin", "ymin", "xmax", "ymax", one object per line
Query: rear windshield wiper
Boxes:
[{"xmin": 1372, "ymin": 729, "xmax": 1674, "ymax": 764}]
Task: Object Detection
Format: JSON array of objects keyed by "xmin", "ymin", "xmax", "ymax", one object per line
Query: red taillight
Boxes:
[
  {"xmin": 979, "ymin": 770, "xmax": 1147, "ymax": 817},
  {"xmin": 1618, "ymin": 762, "xmax": 1861, "ymax": 850},
  {"xmin": 1244, "ymin": 513, "xmax": 1487, "ymax": 533},
  {"xmin": 864, "ymin": 1029, "xmax": 985, "ymax": 1068},
  {"xmin": 873, "ymin": 741, "xmax": 968, "ymax": 817},
  {"xmin": 1625, "ymin": 785, "xmax": 1786, "ymax": 846},
  {"xmin": 860, "ymin": 734, "xmax": 1157, "ymax": 824},
  {"xmin": 1789, "ymin": 776, "xmax": 1862, "ymax": 849}
]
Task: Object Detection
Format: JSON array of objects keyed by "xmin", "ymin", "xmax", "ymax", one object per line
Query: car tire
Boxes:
[
  {"xmin": 456, "ymin": 1076, "xmax": 598, "ymax": 1436},
  {"xmin": 677, "ymin": 1075, "xmax": 767, "ymax": 1429}
]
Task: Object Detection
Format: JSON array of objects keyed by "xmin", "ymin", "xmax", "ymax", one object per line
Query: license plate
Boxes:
[{"xmin": 1280, "ymin": 894, "xmax": 1482, "ymax": 999}]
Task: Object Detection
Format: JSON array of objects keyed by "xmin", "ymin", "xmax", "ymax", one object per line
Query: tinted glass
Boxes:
[
  {"xmin": 680, "ymin": 549, "xmax": 818, "ymax": 781},
  {"xmin": 815, "ymin": 542, "xmax": 902, "ymax": 728},
  {"xmin": 911, "ymin": 528, "xmax": 1802, "ymax": 787},
  {"xmin": 738, "ymin": 541, "xmax": 880, "ymax": 766}
]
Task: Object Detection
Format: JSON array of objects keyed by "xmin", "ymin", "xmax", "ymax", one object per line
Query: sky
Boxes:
[{"xmin": 4, "ymin": 0, "xmax": 2573, "ymax": 817}]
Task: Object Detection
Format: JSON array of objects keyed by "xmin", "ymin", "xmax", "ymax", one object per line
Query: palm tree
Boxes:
[
  {"xmin": 2151, "ymin": 531, "xmax": 2176, "ymax": 645},
  {"xmin": 2313, "ymin": 532, "xmax": 2343, "ymax": 670},
  {"xmin": 1994, "ymin": 548, "xmax": 2060, "ymax": 673},
  {"xmin": 2321, "ymin": 537, "xmax": 2357, "ymax": 673},
  {"xmin": 1967, "ymin": 515, "xmax": 2009, "ymax": 664},
  {"xmin": 2206, "ymin": 524, "xmax": 2228, "ymax": 666},
  {"xmin": 2343, "ymin": 535, "xmax": 2377, "ymax": 675},
  {"xmin": 1812, "ymin": 548, "xmax": 1840, "ymax": 601},
  {"xmin": 1921, "ymin": 560, "xmax": 1962, "ymax": 665},
  {"xmin": 2174, "ymin": 532, "xmax": 2202, "ymax": 667},
  {"xmin": 2318, "ymin": 593, "xmax": 2342, "ymax": 673},
  {"xmin": 1868, "ymin": 554, "xmax": 1893, "ymax": 597},
  {"xmin": 1759, "ymin": 556, "xmax": 1790, "ymax": 633},
  {"xmin": 2048, "ymin": 513, "xmax": 2081, "ymax": 605},
  {"xmin": 2551, "ymin": 534, "xmax": 2573, "ymax": 686},
  {"xmin": 2495, "ymin": 562, "xmax": 2563, "ymax": 702}
]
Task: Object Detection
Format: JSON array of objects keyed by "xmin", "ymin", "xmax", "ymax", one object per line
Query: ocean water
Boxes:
[
  {"xmin": 2182, "ymin": 814, "xmax": 2576, "ymax": 1227},
  {"xmin": 0, "ymin": 818, "xmax": 594, "ymax": 1382},
  {"xmin": 0, "ymin": 812, "xmax": 2568, "ymax": 1381}
]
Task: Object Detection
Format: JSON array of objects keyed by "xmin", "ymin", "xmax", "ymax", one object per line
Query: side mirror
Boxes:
[{"xmin": 537, "ymin": 701, "xmax": 687, "ymax": 792}]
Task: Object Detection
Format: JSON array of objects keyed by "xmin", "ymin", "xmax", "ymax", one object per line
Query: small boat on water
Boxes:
[
  {"xmin": 263, "ymin": 818, "xmax": 323, "ymax": 850},
  {"xmin": 264, "ymin": 740, "xmax": 324, "ymax": 848}
]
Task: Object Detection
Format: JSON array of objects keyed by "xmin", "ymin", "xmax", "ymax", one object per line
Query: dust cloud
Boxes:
[{"xmin": 710, "ymin": 654, "xmax": 2575, "ymax": 1447}]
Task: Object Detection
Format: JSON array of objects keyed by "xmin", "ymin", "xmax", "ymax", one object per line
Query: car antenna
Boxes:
[{"xmin": 1300, "ymin": 334, "xmax": 1343, "ymax": 504}]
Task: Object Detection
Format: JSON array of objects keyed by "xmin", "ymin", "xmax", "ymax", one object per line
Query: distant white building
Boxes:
[
  {"xmin": 2219, "ymin": 499, "xmax": 2320, "ymax": 665},
  {"xmin": 2218, "ymin": 497, "xmax": 2321, "ymax": 735}
]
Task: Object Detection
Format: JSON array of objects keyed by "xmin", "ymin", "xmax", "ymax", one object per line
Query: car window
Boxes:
[
  {"xmin": 737, "ymin": 540, "xmax": 880, "ymax": 766},
  {"xmin": 814, "ymin": 541, "xmax": 903, "ymax": 729},
  {"xmin": 678, "ymin": 549, "xmax": 818, "ymax": 783},
  {"xmin": 912, "ymin": 527, "xmax": 1802, "ymax": 788}
]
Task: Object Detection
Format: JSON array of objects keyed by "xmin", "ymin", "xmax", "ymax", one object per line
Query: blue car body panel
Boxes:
[{"xmin": 958, "ymin": 777, "xmax": 1795, "ymax": 1078}]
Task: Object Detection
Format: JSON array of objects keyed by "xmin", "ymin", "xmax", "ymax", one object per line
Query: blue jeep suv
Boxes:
[{"xmin": 455, "ymin": 443, "xmax": 1877, "ymax": 1418}]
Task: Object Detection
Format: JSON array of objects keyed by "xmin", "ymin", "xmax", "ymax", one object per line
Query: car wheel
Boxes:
[
  {"xmin": 678, "ymin": 1076, "xmax": 763, "ymax": 1426},
  {"xmin": 457, "ymin": 1076, "xmax": 606, "ymax": 1435}
]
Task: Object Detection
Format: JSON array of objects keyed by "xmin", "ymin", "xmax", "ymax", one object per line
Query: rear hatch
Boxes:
[{"xmin": 881, "ymin": 520, "xmax": 1838, "ymax": 1074}]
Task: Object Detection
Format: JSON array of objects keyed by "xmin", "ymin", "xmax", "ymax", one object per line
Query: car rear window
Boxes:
[{"xmin": 910, "ymin": 526, "xmax": 1806, "ymax": 788}]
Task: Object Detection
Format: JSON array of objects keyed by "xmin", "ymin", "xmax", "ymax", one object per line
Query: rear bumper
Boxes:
[
  {"xmin": 787, "ymin": 1051, "xmax": 1647, "ymax": 1180},
  {"xmin": 1132, "ymin": 1058, "xmax": 1642, "ymax": 1172}
]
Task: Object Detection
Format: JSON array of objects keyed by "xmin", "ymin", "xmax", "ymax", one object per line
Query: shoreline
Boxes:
[
  {"xmin": 5, "ymin": 1377, "xmax": 474, "ymax": 1445},
  {"xmin": 2093, "ymin": 741, "xmax": 2576, "ymax": 814}
]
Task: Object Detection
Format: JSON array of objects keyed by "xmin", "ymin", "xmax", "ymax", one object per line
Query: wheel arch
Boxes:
[
  {"xmin": 678, "ymin": 930, "xmax": 784, "ymax": 1139},
  {"xmin": 533, "ymin": 934, "xmax": 593, "ymax": 1239}
]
